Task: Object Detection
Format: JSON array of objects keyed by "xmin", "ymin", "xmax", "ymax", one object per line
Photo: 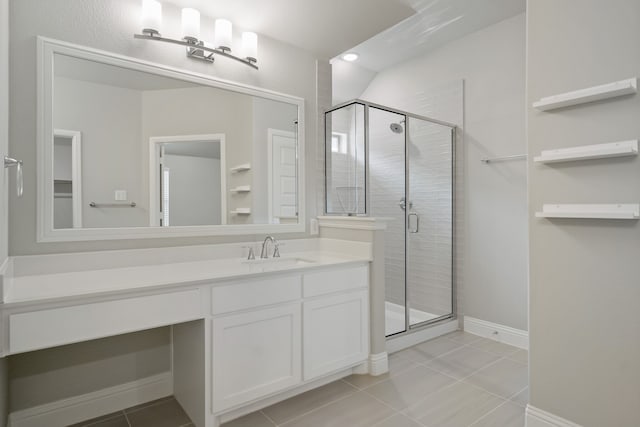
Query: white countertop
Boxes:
[{"xmin": 3, "ymin": 250, "xmax": 370, "ymax": 305}]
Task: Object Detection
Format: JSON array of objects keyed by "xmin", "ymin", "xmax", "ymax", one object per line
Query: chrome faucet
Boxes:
[{"xmin": 260, "ymin": 236, "xmax": 280, "ymax": 259}]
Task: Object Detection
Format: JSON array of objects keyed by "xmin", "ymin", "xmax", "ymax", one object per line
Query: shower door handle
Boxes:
[{"xmin": 408, "ymin": 212, "xmax": 419, "ymax": 233}]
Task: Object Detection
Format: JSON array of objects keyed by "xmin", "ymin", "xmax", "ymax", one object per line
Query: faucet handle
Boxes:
[
  {"xmin": 273, "ymin": 243, "xmax": 280, "ymax": 258},
  {"xmin": 243, "ymin": 246, "xmax": 255, "ymax": 260}
]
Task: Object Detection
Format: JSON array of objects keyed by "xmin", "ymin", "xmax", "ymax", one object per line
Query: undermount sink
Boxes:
[{"xmin": 241, "ymin": 257, "xmax": 316, "ymax": 270}]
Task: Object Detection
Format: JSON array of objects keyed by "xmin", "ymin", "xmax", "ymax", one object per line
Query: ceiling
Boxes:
[
  {"xmin": 164, "ymin": 0, "xmax": 417, "ymax": 59},
  {"xmin": 337, "ymin": 0, "xmax": 526, "ymax": 71}
]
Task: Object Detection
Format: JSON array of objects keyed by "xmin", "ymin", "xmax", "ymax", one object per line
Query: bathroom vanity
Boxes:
[{"xmin": 0, "ymin": 239, "xmax": 375, "ymax": 427}]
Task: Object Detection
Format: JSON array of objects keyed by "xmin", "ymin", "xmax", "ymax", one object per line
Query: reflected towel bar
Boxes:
[
  {"xmin": 480, "ymin": 154, "xmax": 527, "ymax": 163},
  {"xmin": 89, "ymin": 202, "xmax": 137, "ymax": 208}
]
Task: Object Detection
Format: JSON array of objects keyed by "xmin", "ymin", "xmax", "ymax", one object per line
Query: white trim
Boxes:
[
  {"xmin": 386, "ymin": 319, "xmax": 458, "ymax": 353},
  {"xmin": 36, "ymin": 36, "xmax": 305, "ymax": 242},
  {"xmin": 8, "ymin": 372, "xmax": 172, "ymax": 427},
  {"xmin": 267, "ymin": 128, "xmax": 297, "ymax": 223},
  {"xmin": 367, "ymin": 352, "xmax": 389, "ymax": 376},
  {"xmin": 149, "ymin": 134, "xmax": 227, "ymax": 227},
  {"xmin": 526, "ymin": 405, "xmax": 583, "ymax": 427},
  {"xmin": 464, "ymin": 316, "xmax": 528, "ymax": 350},
  {"xmin": 317, "ymin": 216, "xmax": 393, "ymax": 231},
  {"xmin": 53, "ymin": 129, "xmax": 83, "ymax": 228}
]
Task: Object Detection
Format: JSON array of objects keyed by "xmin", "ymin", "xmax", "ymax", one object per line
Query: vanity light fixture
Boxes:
[{"xmin": 134, "ymin": 1, "xmax": 259, "ymax": 70}]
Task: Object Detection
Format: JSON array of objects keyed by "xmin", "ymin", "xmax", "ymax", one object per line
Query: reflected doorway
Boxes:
[{"xmin": 150, "ymin": 134, "xmax": 226, "ymax": 227}]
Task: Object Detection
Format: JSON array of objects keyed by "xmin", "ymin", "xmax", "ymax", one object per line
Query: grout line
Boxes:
[
  {"xmin": 276, "ymin": 390, "xmax": 358, "ymax": 426},
  {"xmin": 123, "ymin": 410, "xmax": 132, "ymax": 427},
  {"xmin": 123, "ymin": 396, "xmax": 175, "ymax": 415},
  {"xmin": 400, "ymin": 378, "xmax": 463, "ymax": 416},
  {"xmin": 80, "ymin": 411, "xmax": 128, "ymax": 427},
  {"xmin": 259, "ymin": 409, "xmax": 278, "ymax": 427},
  {"xmin": 506, "ymin": 385, "xmax": 529, "ymax": 405}
]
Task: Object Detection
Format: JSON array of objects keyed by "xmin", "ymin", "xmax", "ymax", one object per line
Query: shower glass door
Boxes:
[
  {"xmin": 325, "ymin": 101, "xmax": 456, "ymax": 337},
  {"xmin": 406, "ymin": 117, "xmax": 455, "ymax": 327}
]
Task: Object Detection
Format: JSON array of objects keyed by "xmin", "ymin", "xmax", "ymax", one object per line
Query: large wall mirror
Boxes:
[{"xmin": 37, "ymin": 38, "xmax": 305, "ymax": 241}]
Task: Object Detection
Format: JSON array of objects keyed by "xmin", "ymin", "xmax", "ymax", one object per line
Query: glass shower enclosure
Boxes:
[{"xmin": 325, "ymin": 100, "xmax": 456, "ymax": 337}]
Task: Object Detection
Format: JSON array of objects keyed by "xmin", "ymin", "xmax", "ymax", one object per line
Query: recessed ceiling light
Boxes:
[{"xmin": 342, "ymin": 52, "xmax": 359, "ymax": 62}]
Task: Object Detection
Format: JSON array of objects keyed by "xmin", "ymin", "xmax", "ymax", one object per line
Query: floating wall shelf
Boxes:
[
  {"xmin": 533, "ymin": 78, "xmax": 637, "ymax": 111},
  {"xmin": 230, "ymin": 208, "xmax": 251, "ymax": 215},
  {"xmin": 230, "ymin": 164, "xmax": 251, "ymax": 173},
  {"xmin": 230, "ymin": 186, "xmax": 251, "ymax": 193},
  {"xmin": 536, "ymin": 204, "xmax": 640, "ymax": 220},
  {"xmin": 534, "ymin": 140, "xmax": 638, "ymax": 164}
]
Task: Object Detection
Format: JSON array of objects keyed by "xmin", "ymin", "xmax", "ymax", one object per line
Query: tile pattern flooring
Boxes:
[
  {"xmin": 68, "ymin": 396, "xmax": 194, "ymax": 427},
  {"xmin": 70, "ymin": 332, "xmax": 528, "ymax": 427}
]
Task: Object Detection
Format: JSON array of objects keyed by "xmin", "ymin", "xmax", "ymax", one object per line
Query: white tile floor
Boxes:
[
  {"xmin": 72, "ymin": 331, "xmax": 527, "ymax": 427},
  {"xmin": 223, "ymin": 331, "xmax": 528, "ymax": 427}
]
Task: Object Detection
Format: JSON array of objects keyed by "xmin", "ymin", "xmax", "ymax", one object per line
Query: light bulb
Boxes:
[
  {"xmin": 214, "ymin": 19, "xmax": 233, "ymax": 51},
  {"xmin": 342, "ymin": 52, "xmax": 359, "ymax": 62},
  {"xmin": 141, "ymin": 0, "xmax": 162, "ymax": 35},
  {"xmin": 242, "ymin": 32, "xmax": 258, "ymax": 62},
  {"xmin": 181, "ymin": 8, "xmax": 201, "ymax": 41}
]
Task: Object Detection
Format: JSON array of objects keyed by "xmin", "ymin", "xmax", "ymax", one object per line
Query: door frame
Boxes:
[
  {"xmin": 53, "ymin": 129, "xmax": 83, "ymax": 228},
  {"xmin": 267, "ymin": 128, "xmax": 296, "ymax": 223},
  {"xmin": 148, "ymin": 134, "xmax": 226, "ymax": 226},
  {"xmin": 1, "ymin": 0, "xmax": 9, "ymax": 264}
]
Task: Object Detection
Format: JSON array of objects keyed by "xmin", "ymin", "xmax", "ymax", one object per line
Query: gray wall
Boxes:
[
  {"xmin": 8, "ymin": 328, "xmax": 170, "ymax": 411},
  {"xmin": 7, "ymin": 0, "xmax": 321, "ymax": 414},
  {"xmin": 141, "ymin": 87, "xmax": 254, "ymax": 225},
  {"xmin": 360, "ymin": 14, "xmax": 527, "ymax": 331},
  {"xmin": 9, "ymin": 0, "xmax": 319, "ymax": 256},
  {"xmin": 251, "ymin": 98, "xmax": 298, "ymax": 223},
  {"xmin": 54, "ymin": 77, "xmax": 148, "ymax": 228},
  {"xmin": 527, "ymin": 1, "xmax": 640, "ymax": 425},
  {"xmin": 163, "ymin": 154, "xmax": 221, "ymax": 226}
]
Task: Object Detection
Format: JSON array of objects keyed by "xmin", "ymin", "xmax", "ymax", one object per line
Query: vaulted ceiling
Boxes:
[{"xmin": 165, "ymin": 0, "xmax": 417, "ymax": 59}]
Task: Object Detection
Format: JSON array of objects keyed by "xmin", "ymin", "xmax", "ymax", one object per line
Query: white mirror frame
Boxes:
[{"xmin": 37, "ymin": 37, "xmax": 305, "ymax": 242}]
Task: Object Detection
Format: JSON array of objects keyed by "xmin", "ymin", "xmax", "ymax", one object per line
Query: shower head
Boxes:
[{"xmin": 390, "ymin": 123, "xmax": 404, "ymax": 134}]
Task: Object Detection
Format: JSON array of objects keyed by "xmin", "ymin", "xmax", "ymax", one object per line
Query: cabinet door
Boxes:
[
  {"xmin": 303, "ymin": 290, "xmax": 369, "ymax": 380},
  {"xmin": 212, "ymin": 304, "xmax": 301, "ymax": 412}
]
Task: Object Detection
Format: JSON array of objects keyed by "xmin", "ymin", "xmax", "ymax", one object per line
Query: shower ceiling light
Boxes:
[
  {"xmin": 134, "ymin": 0, "xmax": 259, "ymax": 70},
  {"xmin": 342, "ymin": 52, "xmax": 359, "ymax": 62}
]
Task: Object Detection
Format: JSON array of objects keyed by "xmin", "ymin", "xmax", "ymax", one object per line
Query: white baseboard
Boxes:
[
  {"xmin": 8, "ymin": 372, "xmax": 173, "ymax": 427},
  {"xmin": 367, "ymin": 352, "xmax": 388, "ymax": 376},
  {"xmin": 526, "ymin": 405, "xmax": 582, "ymax": 427},
  {"xmin": 464, "ymin": 316, "xmax": 528, "ymax": 350},
  {"xmin": 386, "ymin": 319, "xmax": 459, "ymax": 353}
]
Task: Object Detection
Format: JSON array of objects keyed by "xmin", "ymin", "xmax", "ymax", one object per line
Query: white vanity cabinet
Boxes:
[
  {"xmin": 210, "ymin": 264, "xmax": 369, "ymax": 415},
  {"xmin": 212, "ymin": 303, "xmax": 302, "ymax": 412},
  {"xmin": 1, "ymin": 255, "xmax": 371, "ymax": 427},
  {"xmin": 211, "ymin": 275, "xmax": 303, "ymax": 412},
  {"xmin": 302, "ymin": 266, "xmax": 369, "ymax": 380}
]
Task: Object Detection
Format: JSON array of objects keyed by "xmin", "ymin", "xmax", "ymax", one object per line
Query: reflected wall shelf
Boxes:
[
  {"xmin": 230, "ymin": 164, "xmax": 251, "ymax": 173},
  {"xmin": 230, "ymin": 186, "xmax": 251, "ymax": 193},
  {"xmin": 230, "ymin": 208, "xmax": 251, "ymax": 215},
  {"xmin": 533, "ymin": 78, "xmax": 637, "ymax": 111},
  {"xmin": 536, "ymin": 204, "xmax": 640, "ymax": 220},
  {"xmin": 534, "ymin": 140, "xmax": 638, "ymax": 164}
]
